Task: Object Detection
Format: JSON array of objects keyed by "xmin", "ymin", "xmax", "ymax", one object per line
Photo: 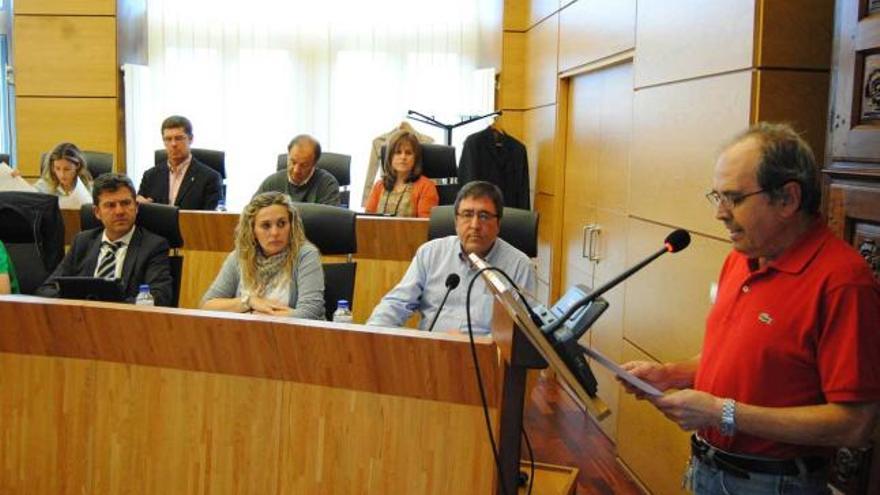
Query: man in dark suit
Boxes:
[
  {"xmin": 37, "ymin": 174, "xmax": 174, "ymax": 306},
  {"xmin": 137, "ymin": 115, "xmax": 222, "ymax": 210}
]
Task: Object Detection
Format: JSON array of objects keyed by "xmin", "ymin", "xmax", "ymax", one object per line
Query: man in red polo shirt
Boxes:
[{"xmin": 622, "ymin": 123, "xmax": 880, "ymax": 494}]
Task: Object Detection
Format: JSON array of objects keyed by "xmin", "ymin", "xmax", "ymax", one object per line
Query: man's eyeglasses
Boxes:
[
  {"xmin": 455, "ymin": 210, "xmax": 499, "ymax": 222},
  {"xmin": 705, "ymin": 189, "xmax": 767, "ymax": 209}
]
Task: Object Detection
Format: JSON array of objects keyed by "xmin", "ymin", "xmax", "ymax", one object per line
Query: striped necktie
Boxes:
[{"xmin": 96, "ymin": 240, "xmax": 123, "ymax": 280}]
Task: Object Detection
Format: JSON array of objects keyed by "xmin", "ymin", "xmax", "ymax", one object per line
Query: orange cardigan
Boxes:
[{"xmin": 365, "ymin": 175, "xmax": 439, "ymax": 218}]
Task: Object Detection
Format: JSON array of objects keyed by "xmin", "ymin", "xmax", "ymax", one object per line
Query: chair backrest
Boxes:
[
  {"xmin": 294, "ymin": 202, "xmax": 356, "ymax": 255},
  {"xmin": 0, "ymin": 153, "xmax": 9, "ymax": 165},
  {"xmin": 40, "ymin": 150, "xmax": 113, "ymax": 179},
  {"xmin": 293, "ymin": 202, "xmax": 357, "ymax": 319},
  {"xmin": 155, "ymin": 148, "xmax": 226, "ymax": 179},
  {"xmin": 436, "ymin": 183, "xmax": 461, "ymax": 206},
  {"xmin": 80, "ymin": 201, "xmax": 184, "ymax": 306},
  {"xmin": 427, "ymin": 205, "xmax": 538, "ymax": 258},
  {"xmin": 379, "ymin": 143, "xmax": 457, "ymax": 180},
  {"xmin": 0, "ymin": 191, "xmax": 66, "ymax": 294},
  {"xmin": 83, "ymin": 150, "xmax": 113, "ymax": 179},
  {"xmin": 80, "ymin": 202, "xmax": 184, "ymax": 248}
]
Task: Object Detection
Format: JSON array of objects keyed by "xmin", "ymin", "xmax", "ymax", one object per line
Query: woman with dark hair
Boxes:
[
  {"xmin": 0, "ymin": 240, "xmax": 20, "ymax": 294},
  {"xmin": 365, "ymin": 130, "xmax": 438, "ymax": 217},
  {"xmin": 34, "ymin": 142, "xmax": 93, "ymax": 207},
  {"xmin": 200, "ymin": 191, "xmax": 325, "ymax": 319}
]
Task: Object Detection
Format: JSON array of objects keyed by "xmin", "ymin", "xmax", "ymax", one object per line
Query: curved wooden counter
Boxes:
[{"xmin": 0, "ymin": 296, "xmax": 501, "ymax": 494}]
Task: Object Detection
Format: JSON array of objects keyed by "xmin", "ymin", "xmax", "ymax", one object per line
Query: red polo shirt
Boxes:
[{"xmin": 695, "ymin": 222, "xmax": 880, "ymax": 459}]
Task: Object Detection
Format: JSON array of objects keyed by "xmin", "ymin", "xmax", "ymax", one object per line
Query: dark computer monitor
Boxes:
[{"xmin": 56, "ymin": 276, "xmax": 126, "ymax": 303}]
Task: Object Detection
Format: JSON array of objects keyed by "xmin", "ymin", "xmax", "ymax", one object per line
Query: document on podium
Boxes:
[
  {"xmin": 0, "ymin": 163, "xmax": 37, "ymax": 193},
  {"xmin": 581, "ymin": 345, "xmax": 663, "ymax": 397}
]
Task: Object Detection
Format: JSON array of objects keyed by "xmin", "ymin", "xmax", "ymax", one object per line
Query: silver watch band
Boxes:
[{"xmin": 719, "ymin": 398, "xmax": 736, "ymax": 436}]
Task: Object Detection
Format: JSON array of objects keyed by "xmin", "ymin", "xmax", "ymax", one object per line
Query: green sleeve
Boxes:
[{"xmin": 0, "ymin": 241, "xmax": 20, "ymax": 294}]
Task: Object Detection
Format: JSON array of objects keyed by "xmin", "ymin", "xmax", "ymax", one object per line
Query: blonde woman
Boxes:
[
  {"xmin": 365, "ymin": 130, "xmax": 438, "ymax": 217},
  {"xmin": 34, "ymin": 142, "xmax": 93, "ymax": 206},
  {"xmin": 201, "ymin": 192, "xmax": 325, "ymax": 319}
]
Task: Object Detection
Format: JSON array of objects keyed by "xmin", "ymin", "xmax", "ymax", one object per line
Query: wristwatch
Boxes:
[
  {"xmin": 719, "ymin": 398, "xmax": 736, "ymax": 436},
  {"xmin": 240, "ymin": 294, "xmax": 251, "ymax": 312}
]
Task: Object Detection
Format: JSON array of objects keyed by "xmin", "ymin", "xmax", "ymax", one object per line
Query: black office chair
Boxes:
[
  {"xmin": 0, "ymin": 192, "xmax": 65, "ymax": 294},
  {"xmin": 155, "ymin": 148, "xmax": 225, "ymax": 180},
  {"xmin": 294, "ymin": 202, "xmax": 357, "ymax": 320},
  {"xmin": 277, "ymin": 151, "xmax": 352, "ymax": 207},
  {"xmin": 0, "ymin": 153, "xmax": 9, "ymax": 165},
  {"xmin": 83, "ymin": 151, "xmax": 113, "ymax": 179},
  {"xmin": 155, "ymin": 148, "xmax": 227, "ymax": 201},
  {"xmin": 40, "ymin": 150, "xmax": 113, "ymax": 179},
  {"xmin": 80, "ymin": 202, "xmax": 185, "ymax": 307},
  {"xmin": 427, "ymin": 205, "xmax": 538, "ymax": 258},
  {"xmin": 380, "ymin": 143, "xmax": 460, "ymax": 205}
]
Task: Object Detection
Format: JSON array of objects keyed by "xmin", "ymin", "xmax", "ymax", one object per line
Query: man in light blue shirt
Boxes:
[{"xmin": 367, "ymin": 181, "xmax": 536, "ymax": 334}]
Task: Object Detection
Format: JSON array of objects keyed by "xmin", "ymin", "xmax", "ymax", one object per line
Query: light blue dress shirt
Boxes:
[{"xmin": 367, "ymin": 235, "xmax": 536, "ymax": 334}]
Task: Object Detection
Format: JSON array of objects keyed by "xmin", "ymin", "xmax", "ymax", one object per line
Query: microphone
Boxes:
[
  {"xmin": 426, "ymin": 273, "xmax": 461, "ymax": 332},
  {"xmin": 542, "ymin": 229, "xmax": 691, "ymax": 335}
]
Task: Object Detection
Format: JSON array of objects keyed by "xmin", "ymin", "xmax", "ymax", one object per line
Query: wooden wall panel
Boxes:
[
  {"xmin": 501, "ymin": 32, "xmax": 526, "ymax": 109},
  {"xmin": 496, "ymin": 109, "xmax": 524, "ymax": 141},
  {"xmin": 562, "ymin": 72, "xmax": 601, "ymax": 212},
  {"xmin": 16, "ymin": 97, "xmax": 117, "ymax": 177},
  {"xmin": 622, "ymin": 218, "xmax": 729, "ymax": 364},
  {"xmin": 753, "ymin": 69, "xmax": 830, "ymax": 160},
  {"xmin": 503, "ymin": 0, "xmax": 528, "ymax": 31},
  {"xmin": 528, "ymin": 0, "xmax": 561, "ymax": 29},
  {"xmin": 634, "ymin": 0, "xmax": 755, "ymax": 88},
  {"xmin": 630, "ymin": 72, "xmax": 752, "ymax": 238},
  {"xmin": 14, "ymin": 0, "xmax": 114, "ymax": 15},
  {"xmin": 14, "ymin": 16, "xmax": 117, "ymax": 97},
  {"xmin": 757, "ymin": 0, "xmax": 834, "ymax": 70},
  {"xmin": 616, "ymin": 341, "xmax": 691, "ymax": 495},
  {"xmin": 583, "ymin": 208, "xmax": 628, "ymax": 440},
  {"xmin": 524, "ymin": 104, "xmax": 558, "ymax": 195},
  {"xmin": 594, "ymin": 63, "xmax": 632, "ymax": 213},
  {"xmin": 525, "ymin": 14, "xmax": 559, "ymax": 108},
  {"xmin": 559, "ymin": 63, "xmax": 632, "ymax": 294},
  {"xmin": 558, "ymin": 0, "xmax": 635, "ymax": 73},
  {"xmin": 560, "ymin": 205, "xmax": 596, "ymax": 293},
  {"xmin": 535, "ymin": 192, "xmax": 555, "ymax": 304}
]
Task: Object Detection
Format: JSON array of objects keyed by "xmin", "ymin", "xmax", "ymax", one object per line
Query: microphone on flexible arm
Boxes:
[
  {"xmin": 542, "ymin": 228, "xmax": 691, "ymax": 335},
  {"xmin": 426, "ymin": 273, "xmax": 461, "ymax": 332}
]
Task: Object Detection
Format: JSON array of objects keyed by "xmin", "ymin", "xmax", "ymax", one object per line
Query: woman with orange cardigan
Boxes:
[{"xmin": 365, "ymin": 130, "xmax": 438, "ymax": 217}]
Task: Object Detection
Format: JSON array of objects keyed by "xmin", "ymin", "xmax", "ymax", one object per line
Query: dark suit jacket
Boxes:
[
  {"xmin": 36, "ymin": 226, "xmax": 174, "ymax": 306},
  {"xmin": 138, "ymin": 158, "xmax": 222, "ymax": 210},
  {"xmin": 458, "ymin": 127, "xmax": 530, "ymax": 210}
]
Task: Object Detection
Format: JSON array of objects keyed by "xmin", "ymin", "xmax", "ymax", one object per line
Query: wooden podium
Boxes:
[{"xmin": 0, "ymin": 296, "xmax": 504, "ymax": 494}]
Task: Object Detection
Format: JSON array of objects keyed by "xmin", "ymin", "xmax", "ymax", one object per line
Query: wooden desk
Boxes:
[
  {"xmin": 60, "ymin": 210, "xmax": 429, "ymax": 321},
  {"xmin": 0, "ymin": 295, "xmax": 501, "ymax": 494}
]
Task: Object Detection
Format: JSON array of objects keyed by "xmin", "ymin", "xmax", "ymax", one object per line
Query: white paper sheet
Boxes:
[
  {"xmin": 0, "ymin": 163, "xmax": 38, "ymax": 193},
  {"xmin": 582, "ymin": 345, "xmax": 663, "ymax": 397}
]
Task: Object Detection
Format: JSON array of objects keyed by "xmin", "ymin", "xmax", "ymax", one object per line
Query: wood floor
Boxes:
[{"xmin": 522, "ymin": 374, "xmax": 645, "ymax": 495}]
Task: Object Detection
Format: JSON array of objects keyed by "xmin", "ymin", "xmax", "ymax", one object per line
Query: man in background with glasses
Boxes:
[
  {"xmin": 367, "ymin": 180, "xmax": 535, "ymax": 333},
  {"xmin": 137, "ymin": 115, "xmax": 222, "ymax": 210},
  {"xmin": 621, "ymin": 123, "xmax": 880, "ymax": 494}
]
